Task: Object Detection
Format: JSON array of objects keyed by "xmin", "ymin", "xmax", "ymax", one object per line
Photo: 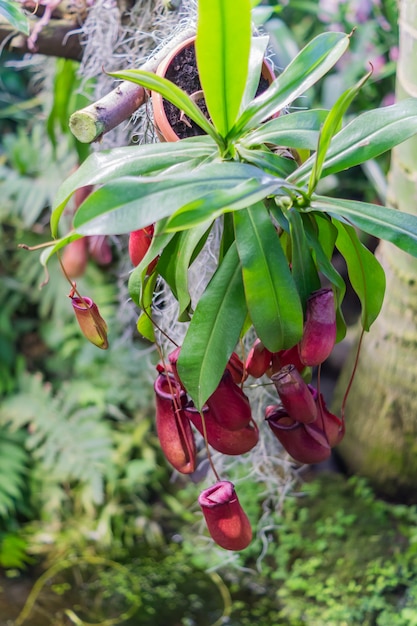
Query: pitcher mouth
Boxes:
[
  {"xmin": 154, "ymin": 372, "xmax": 186, "ymax": 402},
  {"xmin": 268, "ymin": 416, "xmax": 298, "ymax": 431}
]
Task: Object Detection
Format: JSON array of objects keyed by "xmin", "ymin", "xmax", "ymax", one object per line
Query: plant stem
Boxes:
[
  {"xmin": 340, "ymin": 328, "xmax": 365, "ymax": 423},
  {"xmin": 199, "ymin": 409, "xmax": 221, "ymax": 482}
]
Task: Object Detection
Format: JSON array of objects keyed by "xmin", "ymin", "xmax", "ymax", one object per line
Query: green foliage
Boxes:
[
  {"xmin": 273, "ymin": 0, "xmax": 398, "ymax": 109},
  {"xmin": 234, "ymin": 203, "xmax": 303, "ymax": 348},
  {"xmin": 0, "ymin": 123, "xmax": 76, "ymax": 228},
  {"xmin": 196, "ymin": 0, "xmax": 251, "ymax": 138},
  {"xmin": 96, "ymin": 546, "xmax": 229, "ymax": 626},
  {"xmin": 0, "ymin": 371, "xmax": 113, "ymax": 505},
  {"xmin": 4, "ymin": 546, "xmax": 230, "ymax": 626},
  {"xmin": 47, "ymin": 59, "xmax": 93, "ymax": 163},
  {"xmin": 274, "ymin": 476, "xmax": 417, "ymax": 625},
  {"xmin": 42, "ymin": 0, "xmax": 417, "ymax": 411},
  {"xmin": 0, "ymin": 0, "xmax": 29, "ymax": 35},
  {"xmin": 231, "ymin": 31, "xmax": 349, "ymax": 138},
  {"xmin": 0, "ymin": 533, "xmax": 32, "ymax": 569},
  {"xmin": 0, "ymin": 429, "xmax": 28, "ymax": 518},
  {"xmin": 223, "ymin": 474, "xmax": 417, "ymax": 626},
  {"xmin": 332, "ymin": 220, "xmax": 386, "ymax": 331},
  {"xmin": 177, "ymin": 242, "xmax": 247, "ymax": 407}
]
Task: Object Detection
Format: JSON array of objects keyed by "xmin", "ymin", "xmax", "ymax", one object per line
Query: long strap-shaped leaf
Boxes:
[
  {"xmin": 310, "ymin": 195, "xmax": 417, "ymax": 257},
  {"xmin": 166, "ymin": 176, "xmax": 291, "ymax": 232},
  {"xmin": 196, "ymin": 0, "xmax": 251, "ymax": 138},
  {"xmin": 128, "ymin": 219, "xmax": 175, "ymax": 308},
  {"xmin": 307, "ymin": 70, "xmax": 371, "ymax": 194},
  {"xmin": 50, "ymin": 138, "xmax": 216, "ymax": 237},
  {"xmin": 0, "ymin": 0, "xmax": 29, "ymax": 35},
  {"xmin": 288, "ymin": 209, "xmax": 321, "ymax": 308},
  {"xmin": 241, "ymin": 109, "xmax": 329, "ymax": 150},
  {"xmin": 136, "ymin": 272, "xmax": 158, "ymax": 342},
  {"xmin": 234, "ymin": 203, "xmax": 303, "ymax": 352},
  {"xmin": 237, "ymin": 146, "xmax": 297, "ymax": 178},
  {"xmin": 332, "ymin": 220, "xmax": 385, "ymax": 331},
  {"xmin": 72, "ymin": 162, "xmax": 272, "ymax": 236},
  {"xmin": 108, "ymin": 69, "xmax": 220, "ymax": 145},
  {"xmin": 291, "ymin": 99, "xmax": 417, "ymax": 184},
  {"xmin": 177, "ymin": 242, "xmax": 247, "ymax": 410},
  {"xmin": 230, "ymin": 31, "xmax": 350, "ymax": 138},
  {"xmin": 157, "ymin": 221, "xmax": 212, "ymax": 321}
]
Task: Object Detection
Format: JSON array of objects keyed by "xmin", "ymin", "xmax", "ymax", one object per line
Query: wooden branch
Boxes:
[
  {"xmin": 69, "ymin": 80, "xmax": 147, "ymax": 143},
  {"xmin": 0, "ymin": 16, "xmax": 83, "ymax": 60}
]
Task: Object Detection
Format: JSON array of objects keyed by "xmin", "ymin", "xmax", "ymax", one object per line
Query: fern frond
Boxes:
[
  {"xmin": 0, "ymin": 533, "xmax": 32, "ymax": 569},
  {"xmin": 0, "ymin": 123, "xmax": 75, "ymax": 227},
  {"xmin": 0, "ymin": 372, "xmax": 113, "ymax": 505},
  {"xmin": 0, "ymin": 430, "xmax": 28, "ymax": 518}
]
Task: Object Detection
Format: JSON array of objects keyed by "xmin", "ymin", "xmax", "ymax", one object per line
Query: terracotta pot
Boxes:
[{"xmin": 152, "ymin": 36, "xmax": 276, "ymax": 142}]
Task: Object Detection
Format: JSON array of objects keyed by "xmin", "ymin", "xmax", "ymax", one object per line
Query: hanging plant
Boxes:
[{"xmin": 27, "ymin": 0, "xmax": 417, "ymax": 550}]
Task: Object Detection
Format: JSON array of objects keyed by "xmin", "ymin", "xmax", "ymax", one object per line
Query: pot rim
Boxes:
[
  {"xmin": 151, "ymin": 35, "xmax": 276, "ymax": 142},
  {"xmin": 152, "ymin": 36, "xmax": 197, "ymax": 142}
]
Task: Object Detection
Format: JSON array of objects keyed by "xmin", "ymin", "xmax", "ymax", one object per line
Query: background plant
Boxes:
[{"xmin": 0, "ymin": 46, "xmax": 172, "ymax": 571}]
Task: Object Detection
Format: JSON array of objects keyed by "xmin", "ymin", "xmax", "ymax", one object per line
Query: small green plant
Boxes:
[
  {"xmin": 29, "ymin": 0, "xmax": 417, "ymax": 549},
  {"xmin": 270, "ymin": 475, "xmax": 417, "ymax": 626},
  {"xmin": 200, "ymin": 474, "xmax": 417, "ymax": 626}
]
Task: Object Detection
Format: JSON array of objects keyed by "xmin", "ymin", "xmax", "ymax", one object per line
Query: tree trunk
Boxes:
[{"xmin": 334, "ymin": 0, "xmax": 417, "ymax": 501}]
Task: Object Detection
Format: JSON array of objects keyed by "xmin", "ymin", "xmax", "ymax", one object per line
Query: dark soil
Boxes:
[{"xmin": 163, "ymin": 42, "xmax": 270, "ymax": 139}]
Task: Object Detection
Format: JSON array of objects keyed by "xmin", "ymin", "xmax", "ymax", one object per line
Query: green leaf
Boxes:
[
  {"xmin": 231, "ymin": 31, "xmax": 350, "ymax": 137},
  {"xmin": 72, "ymin": 162, "xmax": 280, "ymax": 236},
  {"xmin": 234, "ymin": 203, "xmax": 303, "ymax": 352},
  {"xmin": 332, "ymin": 220, "xmax": 385, "ymax": 331},
  {"xmin": 177, "ymin": 225, "xmax": 212, "ymax": 321},
  {"xmin": 128, "ymin": 219, "xmax": 175, "ymax": 307},
  {"xmin": 219, "ymin": 212, "xmax": 235, "ymax": 260},
  {"xmin": 0, "ymin": 0, "xmax": 29, "ymax": 35},
  {"xmin": 307, "ymin": 70, "xmax": 371, "ymax": 194},
  {"xmin": 165, "ymin": 175, "xmax": 289, "ymax": 232},
  {"xmin": 237, "ymin": 145, "xmax": 297, "ymax": 178},
  {"xmin": 108, "ymin": 69, "xmax": 219, "ymax": 143},
  {"xmin": 51, "ymin": 138, "xmax": 216, "ymax": 237},
  {"xmin": 47, "ymin": 59, "xmax": 79, "ymax": 148},
  {"xmin": 304, "ymin": 214, "xmax": 346, "ymax": 341},
  {"xmin": 241, "ymin": 109, "xmax": 328, "ymax": 150},
  {"xmin": 310, "ymin": 195, "xmax": 417, "ymax": 257},
  {"xmin": 288, "ymin": 209, "xmax": 321, "ymax": 308},
  {"xmin": 304, "ymin": 214, "xmax": 345, "ymax": 295},
  {"xmin": 196, "ymin": 0, "xmax": 251, "ymax": 137},
  {"xmin": 252, "ymin": 5, "xmax": 282, "ymax": 25},
  {"xmin": 155, "ymin": 232, "xmax": 182, "ymax": 300},
  {"xmin": 39, "ymin": 233, "xmax": 83, "ymax": 268},
  {"xmin": 158, "ymin": 221, "xmax": 212, "ymax": 321},
  {"xmin": 136, "ymin": 273, "xmax": 158, "ymax": 342},
  {"xmin": 240, "ymin": 36, "xmax": 270, "ymax": 111},
  {"xmin": 292, "ymin": 99, "xmax": 417, "ymax": 184},
  {"xmin": 177, "ymin": 242, "xmax": 247, "ymax": 409}
]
